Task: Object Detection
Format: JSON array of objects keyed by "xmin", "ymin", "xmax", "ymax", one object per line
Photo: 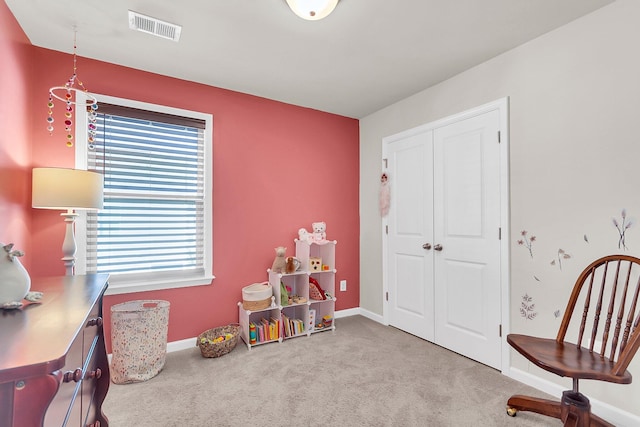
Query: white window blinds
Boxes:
[{"xmin": 86, "ymin": 103, "xmax": 206, "ymax": 278}]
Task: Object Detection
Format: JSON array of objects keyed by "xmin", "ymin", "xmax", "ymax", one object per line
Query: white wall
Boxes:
[{"xmin": 360, "ymin": 0, "xmax": 640, "ymax": 419}]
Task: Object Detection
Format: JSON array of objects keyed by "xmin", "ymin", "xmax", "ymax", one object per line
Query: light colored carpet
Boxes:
[{"xmin": 103, "ymin": 315, "xmax": 557, "ymax": 426}]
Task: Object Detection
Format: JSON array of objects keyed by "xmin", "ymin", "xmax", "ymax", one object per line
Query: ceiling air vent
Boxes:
[{"xmin": 128, "ymin": 11, "xmax": 182, "ymax": 42}]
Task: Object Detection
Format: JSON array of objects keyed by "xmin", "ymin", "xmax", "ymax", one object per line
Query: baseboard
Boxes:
[
  {"xmin": 509, "ymin": 367, "xmax": 640, "ymax": 427},
  {"xmin": 334, "ymin": 307, "xmax": 360, "ymax": 318},
  {"xmin": 167, "ymin": 337, "xmax": 198, "ymax": 353},
  {"xmin": 334, "ymin": 307, "xmax": 385, "ymax": 324},
  {"xmin": 356, "ymin": 307, "xmax": 385, "ymax": 324}
]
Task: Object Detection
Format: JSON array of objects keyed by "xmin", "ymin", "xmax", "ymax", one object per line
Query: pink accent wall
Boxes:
[
  {"xmin": 0, "ymin": 1, "xmax": 33, "ymax": 264},
  {"xmin": 2, "ymin": 4, "xmax": 360, "ymax": 350}
]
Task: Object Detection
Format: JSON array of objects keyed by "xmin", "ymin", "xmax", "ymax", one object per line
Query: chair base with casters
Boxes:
[
  {"xmin": 506, "ymin": 388, "xmax": 613, "ymax": 427},
  {"xmin": 505, "ymin": 255, "xmax": 640, "ymax": 427}
]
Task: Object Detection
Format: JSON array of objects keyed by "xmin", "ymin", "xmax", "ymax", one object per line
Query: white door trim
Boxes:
[{"xmin": 381, "ymin": 97, "xmax": 511, "ymax": 374}]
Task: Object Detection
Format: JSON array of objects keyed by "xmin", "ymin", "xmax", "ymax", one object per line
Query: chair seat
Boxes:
[{"xmin": 507, "ymin": 334, "xmax": 632, "ymax": 384}]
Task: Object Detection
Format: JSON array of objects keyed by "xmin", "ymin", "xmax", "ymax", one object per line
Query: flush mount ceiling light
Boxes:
[
  {"xmin": 128, "ymin": 10, "xmax": 182, "ymax": 42},
  {"xmin": 285, "ymin": 0, "xmax": 339, "ymax": 21}
]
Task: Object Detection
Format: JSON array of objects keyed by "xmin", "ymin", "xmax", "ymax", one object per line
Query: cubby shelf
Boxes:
[{"xmin": 238, "ymin": 240, "xmax": 337, "ymax": 350}]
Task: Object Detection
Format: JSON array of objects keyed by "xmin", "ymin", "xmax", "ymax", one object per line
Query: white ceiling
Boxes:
[{"xmin": 6, "ymin": 0, "xmax": 614, "ymax": 118}]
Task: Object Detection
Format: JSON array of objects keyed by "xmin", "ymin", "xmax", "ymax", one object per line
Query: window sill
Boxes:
[{"xmin": 105, "ymin": 273, "xmax": 215, "ymax": 295}]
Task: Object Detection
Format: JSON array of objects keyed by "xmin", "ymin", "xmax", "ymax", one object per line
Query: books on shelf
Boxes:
[
  {"xmin": 248, "ymin": 317, "xmax": 281, "ymax": 344},
  {"xmin": 281, "ymin": 313, "xmax": 305, "ymax": 338}
]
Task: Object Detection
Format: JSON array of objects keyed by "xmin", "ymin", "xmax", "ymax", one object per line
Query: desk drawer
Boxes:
[
  {"xmin": 83, "ymin": 301, "xmax": 102, "ymax": 362},
  {"xmin": 44, "ymin": 300, "xmax": 102, "ymax": 427},
  {"xmin": 82, "ymin": 300, "xmax": 106, "ymax": 427},
  {"xmin": 43, "ymin": 334, "xmax": 84, "ymax": 426}
]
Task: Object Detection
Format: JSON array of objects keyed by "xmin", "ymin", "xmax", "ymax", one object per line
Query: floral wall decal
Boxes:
[
  {"xmin": 520, "ymin": 294, "xmax": 537, "ymax": 320},
  {"xmin": 613, "ymin": 209, "xmax": 633, "ymax": 250},
  {"xmin": 517, "ymin": 230, "xmax": 536, "ymax": 258},
  {"xmin": 550, "ymin": 248, "xmax": 571, "ymax": 270}
]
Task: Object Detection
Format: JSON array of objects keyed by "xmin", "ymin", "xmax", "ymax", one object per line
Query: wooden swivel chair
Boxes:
[{"xmin": 506, "ymin": 254, "xmax": 640, "ymax": 427}]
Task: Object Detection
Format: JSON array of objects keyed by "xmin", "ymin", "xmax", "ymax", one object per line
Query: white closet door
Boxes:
[
  {"xmin": 433, "ymin": 109, "xmax": 502, "ymax": 369},
  {"xmin": 384, "ymin": 105, "xmax": 504, "ymax": 370},
  {"xmin": 386, "ymin": 129, "xmax": 435, "ymax": 341}
]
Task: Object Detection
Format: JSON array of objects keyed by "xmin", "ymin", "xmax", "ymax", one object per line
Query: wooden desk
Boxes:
[{"xmin": 0, "ymin": 274, "xmax": 110, "ymax": 427}]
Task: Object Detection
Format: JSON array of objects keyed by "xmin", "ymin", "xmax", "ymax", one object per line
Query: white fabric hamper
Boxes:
[{"xmin": 110, "ymin": 300, "xmax": 170, "ymax": 384}]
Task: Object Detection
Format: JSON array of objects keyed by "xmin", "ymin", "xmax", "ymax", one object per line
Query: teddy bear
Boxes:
[{"xmin": 311, "ymin": 221, "xmax": 327, "ymax": 242}]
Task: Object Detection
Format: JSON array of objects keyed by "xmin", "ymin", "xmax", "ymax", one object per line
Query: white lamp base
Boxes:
[{"xmin": 61, "ymin": 209, "xmax": 78, "ymax": 276}]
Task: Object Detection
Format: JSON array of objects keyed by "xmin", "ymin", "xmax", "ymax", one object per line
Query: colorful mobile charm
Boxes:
[{"xmin": 47, "ymin": 31, "xmax": 98, "ymax": 148}]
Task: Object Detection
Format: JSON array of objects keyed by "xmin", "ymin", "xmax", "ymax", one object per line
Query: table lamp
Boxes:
[{"xmin": 32, "ymin": 168, "xmax": 103, "ymax": 275}]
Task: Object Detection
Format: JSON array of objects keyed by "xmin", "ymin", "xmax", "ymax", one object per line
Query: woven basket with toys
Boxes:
[{"xmin": 197, "ymin": 324, "xmax": 241, "ymax": 358}]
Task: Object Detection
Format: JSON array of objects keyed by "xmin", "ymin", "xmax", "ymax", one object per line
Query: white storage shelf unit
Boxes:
[{"xmin": 237, "ymin": 240, "xmax": 337, "ymax": 350}]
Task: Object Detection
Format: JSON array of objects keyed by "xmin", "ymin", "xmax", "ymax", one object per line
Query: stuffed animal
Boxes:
[
  {"xmin": 285, "ymin": 256, "xmax": 296, "ymax": 274},
  {"xmin": 298, "ymin": 228, "xmax": 313, "ymax": 244},
  {"xmin": 298, "ymin": 222, "xmax": 327, "ymax": 244},
  {"xmin": 271, "ymin": 246, "xmax": 287, "ymax": 273},
  {"xmin": 379, "ymin": 172, "xmax": 390, "ymax": 217},
  {"xmin": 312, "ymin": 222, "xmax": 327, "ymax": 242}
]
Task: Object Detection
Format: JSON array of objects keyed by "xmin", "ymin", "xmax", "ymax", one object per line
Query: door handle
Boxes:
[
  {"xmin": 434, "ymin": 244, "xmax": 443, "ymax": 251},
  {"xmin": 422, "ymin": 243, "xmax": 432, "ymax": 250}
]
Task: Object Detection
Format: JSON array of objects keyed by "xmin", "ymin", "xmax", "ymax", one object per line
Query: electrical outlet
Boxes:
[{"xmin": 340, "ymin": 280, "xmax": 347, "ymax": 291}]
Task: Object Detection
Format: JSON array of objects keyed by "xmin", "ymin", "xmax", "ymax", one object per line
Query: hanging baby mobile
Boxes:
[
  {"xmin": 379, "ymin": 172, "xmax": 390, "ymax": 217},
  {"xmin": 46, "ymin": 30, "xmax": 98, "ymax": 148}
]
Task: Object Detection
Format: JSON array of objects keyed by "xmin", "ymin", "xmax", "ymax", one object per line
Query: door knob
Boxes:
[
  {"xmin": 422, "ymin": 243, "xmax": 432, "ymax": 250},
  {"xmin": 434, "ymin": 244, "xmax": 443, "ymax": 251}
]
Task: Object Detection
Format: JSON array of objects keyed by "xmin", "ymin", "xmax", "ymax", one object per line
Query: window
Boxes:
[{"xmin": 75, "ymin": 94, "xmax": 213, "ymax": 294}]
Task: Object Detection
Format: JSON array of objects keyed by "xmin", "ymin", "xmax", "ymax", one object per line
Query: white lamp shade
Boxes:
[
  {"xmin": 286, "ymin": 0, "xmax": 339, "ymax": 20},
  {"xmin": 32, "ymin": 168, "xmax": 103, "ymax": 210}
]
